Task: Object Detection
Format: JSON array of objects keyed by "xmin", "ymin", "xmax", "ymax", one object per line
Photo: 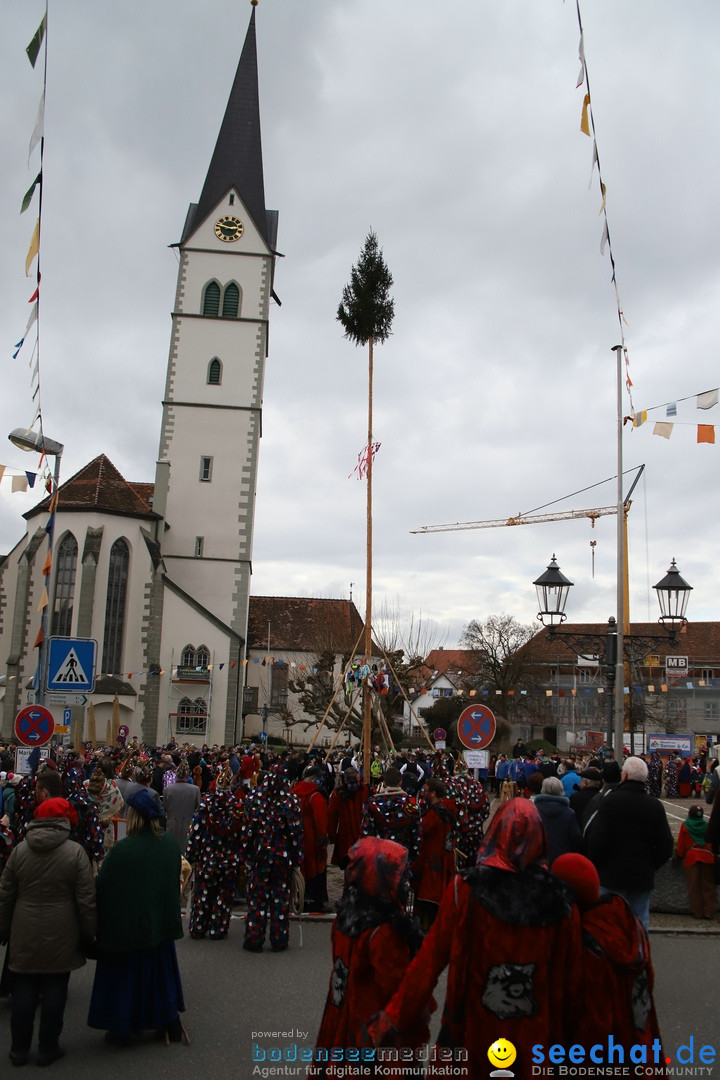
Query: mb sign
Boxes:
[
  {"xmin": 47, "ymin": 638, "xmax": 97, "ymax": 693},
  {"xmin": 666, "ymin": 655, "xmax": 688, "ymax": 679}
]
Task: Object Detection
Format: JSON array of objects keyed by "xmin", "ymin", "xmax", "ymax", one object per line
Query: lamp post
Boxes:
[
  {"xmin": 8, "ymin": 427, "xmax": 64, "ymax": 710},
  {"xmin": 533, "ymin": 554, "xmax": 692, "ymax": 758}
]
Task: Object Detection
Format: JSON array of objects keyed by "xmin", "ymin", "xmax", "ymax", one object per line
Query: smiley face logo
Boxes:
[{"xmin": 488, "ymin": 1039, "xmax": 517, "ymax": 1070}]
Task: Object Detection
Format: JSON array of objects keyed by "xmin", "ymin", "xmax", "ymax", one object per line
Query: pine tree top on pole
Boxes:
[{"xmin": 337, "ymin": 231, "xmax": 395, "ymax": 347}]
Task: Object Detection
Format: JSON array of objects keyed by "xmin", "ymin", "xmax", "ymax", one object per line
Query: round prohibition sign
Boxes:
[
  {"xmin": 15, "ymin": 704, "xmax": 55, "ymax": 746},
  {"xmin": 457, "ymin": 704, "xmax": 496, "ymax": 751}
]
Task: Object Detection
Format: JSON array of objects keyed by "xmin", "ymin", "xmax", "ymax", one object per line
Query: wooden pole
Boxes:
[
  {"xmin": 363, "ymin": 335, "xmax": 374, "ymax": 782},
  {"xmin": 378, "ymin": 644, "xmax": 437, "ymax": 752},
  {"xmin": 306, "ymin": 625, "xmax": 365, "ymax": 752}
]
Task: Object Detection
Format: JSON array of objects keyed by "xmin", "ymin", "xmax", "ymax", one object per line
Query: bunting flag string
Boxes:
[
  {"xmin": 11, "ymin": 3, "xmax": 48, "ymax": 455},
  {"xmin": 628, "ymin": 386, "xmax": 719, "ymax": 442},
  {"xmin": 573, "ymin": 0, "xmax": 634, "ymax": 413}
]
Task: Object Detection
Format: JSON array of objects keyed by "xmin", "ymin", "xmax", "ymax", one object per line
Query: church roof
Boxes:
[
  {"xmin": 248, "ymin": 597, "xmax": 366, "ymax": 654},
  {"xmin": 25, "ymin": 454, "xmax": 157, "ymax": 521},
  {"xmin": 181, "ymin": 9, "xmax": 274, "ymax": 248}
]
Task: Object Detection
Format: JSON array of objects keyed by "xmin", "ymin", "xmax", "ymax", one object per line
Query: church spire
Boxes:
[{"xmin": 182, "ymin": 8, "xmax": 271, "ymax": 247}]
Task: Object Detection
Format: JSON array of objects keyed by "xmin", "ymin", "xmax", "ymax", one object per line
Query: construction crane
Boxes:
[
  {"xmin": 411, "ymin": 465, "xmax": 646, "ymax": 629},
  {"xmin": 410, "ymin": 504, "xmax": 618, "ymax": 534}
]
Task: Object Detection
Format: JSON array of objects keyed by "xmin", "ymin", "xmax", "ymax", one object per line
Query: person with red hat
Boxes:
[
  {"xmin": 552, "ymin": 852, "xmax": 665, "ymax": 1052},
  {"xmin": 0, "ymin": 797, "xmax": 96, "ymax": 1067}
]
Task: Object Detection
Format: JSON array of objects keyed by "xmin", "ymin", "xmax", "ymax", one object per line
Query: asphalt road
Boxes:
[
  {"xmin": 1, "ymin": 794, "xmax": 718, "ymax": 1075},
  {"xmin": 1, "ymin": 915, "xmax": 719, "ymax": 1077}
]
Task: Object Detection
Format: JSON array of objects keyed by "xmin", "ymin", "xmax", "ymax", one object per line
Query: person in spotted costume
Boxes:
[
  {"xmin": 61, "ymin": 763, "xmax": 105, "ymax": 867},
  {"xmin": 360, "ymin": 768, "xmax": 421, "ymax": 864},
  {"xmin": 241, "ymin": 763, "xmax": 303, "ymax": 953},
  {"xmin": 185, "ymin": 767, "xmax": 244, "ymax": 940},
  {"xmin": 446, "ymin": 772, "xmax": 490, "ymax": 870}
]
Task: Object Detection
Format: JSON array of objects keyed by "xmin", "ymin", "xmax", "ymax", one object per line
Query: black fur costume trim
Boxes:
[
  {"xmin": 462, "ymin": 865, "xmax": 574, "ymax": 926},
  {"xmin": 335, "ymin": 885, "xmax": 425, "ymax": 955}
]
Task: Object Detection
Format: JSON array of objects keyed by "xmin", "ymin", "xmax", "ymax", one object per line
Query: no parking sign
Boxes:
[
  {"xmin": 456, "ymin": 704, "xmax": 496, "ymax": 751},
  {"xmin": 14, "ymin": 704, "xmax": 55, "ymax": 746}
]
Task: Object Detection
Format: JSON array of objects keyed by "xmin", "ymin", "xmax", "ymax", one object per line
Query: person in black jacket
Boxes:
[{"xmin": 584, "ymin": 755, "xmax": 673, "ymax": 932}]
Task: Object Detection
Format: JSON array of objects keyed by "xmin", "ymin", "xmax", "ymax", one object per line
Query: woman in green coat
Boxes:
[{"xmin": 87, "ymin": 787, "xmax": 187, "ymax": 1044}]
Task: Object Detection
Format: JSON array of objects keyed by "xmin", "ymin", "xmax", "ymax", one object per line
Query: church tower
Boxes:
[{"xmin": 154, "ymin": 8, "xmax": 277, "ymax": 655}]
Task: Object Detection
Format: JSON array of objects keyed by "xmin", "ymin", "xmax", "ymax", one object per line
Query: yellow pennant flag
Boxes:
[
  {"xmin": 37, "ymin": 585, "xmax": 48, "ymax": 612},
  {"xmin": 599, "ymin": 182, "xmax": 607, "ymax": 215},
  {"xmin": 580, "ymin": 93, "xmax": 591, "ymax": 136},
  {"xmin": 25, "ymin": 219, "xmax": 40, "ymax": 276}
]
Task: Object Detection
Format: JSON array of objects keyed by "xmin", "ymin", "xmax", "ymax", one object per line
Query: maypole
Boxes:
[{"xmin": 337, "ymin": 232, "xmax": 394, "ymax": 781}]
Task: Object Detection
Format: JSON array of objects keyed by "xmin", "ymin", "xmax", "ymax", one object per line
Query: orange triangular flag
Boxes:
[
  {"xmin": 34, "ymin": 626, "xmax": 44, "ymax": 648},
  {"xmin": 42, "ymin": 549, "xmax": 52, "ymax": 575},
  {"xmin": 698, "ymin": 425, "xmax": 715, "ymax": 444}
]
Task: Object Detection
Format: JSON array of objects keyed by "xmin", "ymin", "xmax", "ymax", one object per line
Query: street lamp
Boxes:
[
  {"xmin": 8, "ymin": 426, "xmax": 64, "ymax": 711},
  {"xmin": 654, "ymin": 559, "xmax": 692, "ymax": 630},
  {"xmin": 533, "ymin": 555, "xmax": 574, "ymax": 627},
  {"xmin": 533, "ymin": 554, "xmax": 692, "ymax": 756}
]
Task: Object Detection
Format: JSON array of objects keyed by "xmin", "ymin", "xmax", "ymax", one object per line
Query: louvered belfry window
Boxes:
[{"xmin": 203, "ymin": 281, "xmax": 221, "ymax": 315}]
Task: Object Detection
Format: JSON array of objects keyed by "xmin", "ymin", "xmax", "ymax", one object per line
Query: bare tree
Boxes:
[{"xmin": 460, "ymin": 614, "xmax": 544, "ymax": 725}]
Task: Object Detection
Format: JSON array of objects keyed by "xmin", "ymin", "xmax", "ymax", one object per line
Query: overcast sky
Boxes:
[{"xmin": 1, "ymin": 0, "xmax": 718, "ymax": 650}]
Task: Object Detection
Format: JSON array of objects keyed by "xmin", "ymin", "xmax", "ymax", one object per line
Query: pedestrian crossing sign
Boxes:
[{"xmin": 47, "ymin": 638, "xmax": 97, "ymax": 693}]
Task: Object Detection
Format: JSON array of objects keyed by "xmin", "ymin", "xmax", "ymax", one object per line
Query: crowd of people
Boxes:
[{"xmin": 0, "ymin": 735, "xmax": 718, "ymax": 1073}]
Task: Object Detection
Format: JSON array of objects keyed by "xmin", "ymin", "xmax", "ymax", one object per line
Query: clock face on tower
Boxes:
[{"xmin": 214, "ymin": 215, "xmax": 244, "ymax": 242}]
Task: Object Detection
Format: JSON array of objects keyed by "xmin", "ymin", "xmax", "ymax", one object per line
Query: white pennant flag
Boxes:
[
  {"xmin": 600, "ymin": 221, "xmax": 610, "ymax": 255},
  {"xmin": 28, "ymin": 93, "xmax": 45, "ymax": 163}
]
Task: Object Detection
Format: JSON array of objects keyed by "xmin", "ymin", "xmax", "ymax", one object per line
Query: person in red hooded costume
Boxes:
[
  {"xmin": 368, "ymin": 798, "xmax": 584, "ymax": 1079},
  {"xmin": 411, "ymin": 777, "xmax": 457, "ymax": 931},
  {"xmin": 328, "ymin": 768, "xmax": 370, "ymax": 871},
  {"xmin": 313, "ymin": 836, "xmax": 431, "ymax": 1078},
  {"xmin": 294, "ymin": 766, "xmax": 329, "ymax": 913},
  {"xmin": 553, "ymin": 853, "xmax": 665, "ymax": 1058}
]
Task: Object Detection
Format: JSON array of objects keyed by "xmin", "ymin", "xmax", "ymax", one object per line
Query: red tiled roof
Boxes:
[
  {"xmin": 522, "ymin": 622, "xmax": 720, "ymax": 666},
  {"xmin": 25, "ymin": 455, "xmax": 156, "ymax": 520},
  {"xmin": 247, "ymin": 597, "xmax": 366, "ymax": 654},
  {"xmin": 408, "ymin": 648, "xmax": 480, "ymax": 694}
]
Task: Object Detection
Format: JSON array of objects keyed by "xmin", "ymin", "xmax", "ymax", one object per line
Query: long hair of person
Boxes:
[{"xmin": 126, "ymin": 805, "xmax": 165, "ymax": 837}]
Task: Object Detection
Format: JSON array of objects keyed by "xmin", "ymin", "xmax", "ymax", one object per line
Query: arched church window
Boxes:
[
  {"xmin": 202, "ymin": 281, "xmax": 221, "ymax": 316},
  {"xmin": 222, "ymin": 282, "xmax": 240, "ymax": 317},
  {"xmin": 195, "ymin": 645, "xmax": 210, "ymax": 669},
  {"xmin": 207, "ymin": 358, "xmax": 222, "ymax": 385},
  {"xmin": 181, "ymin": 645, "xmax": 196, "ymax": 668},
  {"xmin": 51, "ymin": 532, "xmax": 78, "ymax": 637},
  {"xmin": 102, "ymin": 538, "xmax": 129, "ymax": 675}
]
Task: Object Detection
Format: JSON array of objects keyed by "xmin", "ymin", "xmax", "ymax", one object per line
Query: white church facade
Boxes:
[{"xmin": 0, "ymin": 10, "xmax": 354, "ymax": 751}]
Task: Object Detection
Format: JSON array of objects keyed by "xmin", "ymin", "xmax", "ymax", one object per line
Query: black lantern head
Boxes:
[
  {"xmin": 654, "ymin": 559, "xmax": 692, "ymax": 628},
  {"xmin": 534, "ymin": 555, "xmax": 574, "ymax": 628}
]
